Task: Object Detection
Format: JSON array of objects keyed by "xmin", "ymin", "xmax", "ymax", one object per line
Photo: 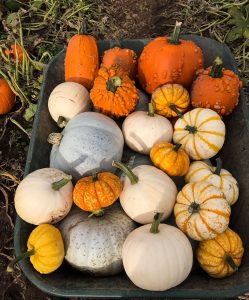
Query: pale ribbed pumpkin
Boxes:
[
  {"xmin": 173, "ymin": 108, "xmax": 225, "ymax": 160},
  {"xmin": 185, "ymin": 158, "xmax": 239, "ymax": 205},
  {"xmin": 174, "ymin": 182, "xmax": 231, "ymax": 241}
]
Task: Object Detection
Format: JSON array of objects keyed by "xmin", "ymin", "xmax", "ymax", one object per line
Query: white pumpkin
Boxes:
[
  {"xmin": 113, "ymin": 161, "xmax": 177, "ymax": 224},
  {"xmin": 122, "ymin": 103, "xmax": 173, "ymax": 154},
  {"xmin": 14, "ymin": 168, "xmax": 73, "ymax": 225},
  {"xmin": 185, "ymin": 158, "xmax": 239, "ymax": 205},
  {"xmin": 48, "ymin": 82, "xmax": 91, "ymax": 127},
  {"xmin": 122, "ymin": 213, "xmax": 193, "ymax": 291},
  {"xmin": 173, "ymin": 108, "xmax": 225, "ymax": 160}
]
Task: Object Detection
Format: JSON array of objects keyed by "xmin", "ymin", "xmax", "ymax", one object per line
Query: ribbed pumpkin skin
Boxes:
[
  {"xmin": 65, "ymin": 34, "xmax": 99, "ymax": 90},
  {"xmin": 28, "ymin": 224, "xmax": 65, "ymax": 274},
  {"xmin": 191, "ymin": 67, "xmax": 242, "ymax": 116},
  {"xmin": 90, "ymin": 66, "xmax": 139, "ymax": 117},
  {"xmin": 150, "ymin": 142, "xmax": 190, "ymax": 176},
  {"xmin": 138, "ymin": 37, "xmax": 204, "ymax": 94},
  {"xmin": 174, "ymin": 182, "xmax": 231, "ymax": 241},
  {"xmin": 151, "ymin": 84, "xmax": 190, "ymax": 117},
  {"xmin": 73, "ymin": 172, "xmax": 122, "ymax": 212},
  {"xmin": 102, "ymin": 47, "xmax": 137, "ymax": 79},
  {"xmin": 0, "ymin": 79, "xmax": 15, "ymax": 115},
  {"xmin": 196, "ymin": 228, "xmax": 244, "ymax": 278}
]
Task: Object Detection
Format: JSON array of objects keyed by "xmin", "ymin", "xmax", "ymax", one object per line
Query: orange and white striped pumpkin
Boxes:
[
  {"xmin": 185, "ymin": 160, "xmax": 239, "ymax": 205},
  {"xmin": 173, "ymin": 108, "xmax": 225, "ymax": 160},
  {"xmin": 174, "ymin": 182, "xmax": 231, "ymax": 241}
]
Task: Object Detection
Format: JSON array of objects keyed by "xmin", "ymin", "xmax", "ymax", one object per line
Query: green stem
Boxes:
[
  {"xmin": 106, "ymin": 76, "xmax": 122, "ymax": 93},
  {"xmin": 150, "ymin": 213, "xmax": 163, "ymax": 233},
  {"xmin": 112, "ymin": 161, "xmax": 138, "ymax": 184},
  {"xmin": 92, "ymin": 173, "xmax": 98, "ymax": 182},
  {"xmin": 57, "ymin": 116, "xmax": 67, "ymax": 128},
  {"xmin": 188, "ymin": 202, "xmax": 200, "ymax": 214},
  {"xmin": 52, "ymin": 175, "xmax": 72, "ymax": 191},
  {"xmin": 47, "ymin": 133, "xmax": 63, "ymax": 145},
  {"xmin": 148, "ymin": 103, "xmax": 155, "ymax": 117},
  {"xmin": 7, "ymin": 249, "xmax": 35, "ymax": 272},
  {"xmin": 168, "ymin": 21, "xmax": 182, "ymax": 45},
  {"xmin": 214, "ymin": 157, "xmax": 222, "ymax": 175},
  {"xmin": 173, "ymin": 143, "xmax": 182, "ymax": 152},
  {"xmin": 209, "ymin": 57, "xmax": 223, "ymax": 78},
  {"xmin": 168, "ymin": 104, "xmax": 183, "ymax": 118},
  {"xmin": 88, "ymin": 209, "xmax": 104, "ymax": 218},
  {"xmin": 225, "ymin": 255, "xmax": 238, "ymax": 271},
  {"xmin": 185, "ymin": 125, "xmax": 198, "ymax": 134}
]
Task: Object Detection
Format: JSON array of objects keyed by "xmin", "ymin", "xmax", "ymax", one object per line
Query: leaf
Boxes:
[
  {"xmin": 226, "ymin": 27, "xmax": 244, "ymax": 42},
  {"xmin": 23, "ymin": 103, "xmax": 37, "ymax": 122},
  {"xmin": 5, "ymin": 0, "xmax": 23, "ymax": 11},
  {"xmin": 32, "ymin": 0, "xmax": 43, "ymax": 9},
  {"xmin": 6, "ymin": 12, "xmax": 19, "ymax": 28}
]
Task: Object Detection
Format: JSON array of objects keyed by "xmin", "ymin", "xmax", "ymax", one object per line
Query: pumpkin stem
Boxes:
[
  {"xmin": 209, "ymin": 57, "xmax": 223, "ymax": 78},
  {"xmin": 150, "ymin": 213, "xmax": 163, "ymax": 234},
  {"xmin": 52, "ymin": 175, "xmax": 72, "ymax": 191},
  {"xmin": 188, "ymin": 202, "xmax": 200, "ymax": 214},
  {"xmin": 88, "ymin": 209, "xmax": 105, "ymax": 218},
  {"xmin": 225, "ymin": 255, "xmax": 238, "ymax": 271},
  {"xmin": 168, "ymin": 21, "xmax": 182, "ymax": 45},
  {"xmin": 214, "ymin": 157, "xmax": 222, "ymax": 175},
  {"xmin": 173, "ymin": 143, "xmax": 182, "ymax": 152},
  {"xmin": 57, "ymin": 116, "xmax": 67, "ymax": 128},
  {"xmin": 7, "ymin": 249, "xmax": 35, "ymax": 272},
  {"xmin": 185, "ymin": 125, "xmax": 198, "ymax": 134},
  {"xmin": 47, "ymin": 133, "xmax": 63, "ymax": 145},
  {"xmin": 168, "ymin": 104, "xmax": 183, "ymax": 118},
  {"xmin": 92, "ymin": 173, "xmax": 98, "ymax": 182},
  {"xmin": 148, "ymin": 103, "xmax": 155, "ymax": 117},
  {"xmin": 106, "ymin": 76, "xmax": 122, "ymax": 93},
  {"xmin": 112, "ymin": 161, "xmax": 138, "ymax": 184}
]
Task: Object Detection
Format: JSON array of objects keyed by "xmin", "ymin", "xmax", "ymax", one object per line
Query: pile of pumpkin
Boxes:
[{"xmin": 9, "ymin": 22, "xmax": 245, "ymax": 292}]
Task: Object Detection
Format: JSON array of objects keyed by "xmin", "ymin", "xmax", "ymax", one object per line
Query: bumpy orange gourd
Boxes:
[
  {"xmin": 150, "ymin": 142, "xmax": 190, "ymax": 176},
  {"xmin": 64, "ymin": 34, "xmax": 99, "ymax": 90},
  {"xmin": 191, "ymin": 57, "xmax": 243, "ymax": 116},
  {"xmin": 151, "ymin": 83, "xmax": 190, "ymax": 118},
  {"xmin": 102, "ymin": 47, "xmax": 137, "ymax": 79},
  {"xmin": 196, "ymin": 228, "xmax": 244, "ymax": 278},
  {"xmin": 90, "ymin": 66, "xmax": 139, "ymax": 117},
  {"xmin": 73, "ymin": 172, "xmax": 123, "ymax": 215},
  {"xmin": 0, "ymin": 79, "xmax": 15, "ymax": 115},
  {"xmin": 5, "ymin": 43, "xmax": 24, "ymax": 62},
  {"xmin": 138, "ymin": 21, "xmax": 204, "ymax": 94}
]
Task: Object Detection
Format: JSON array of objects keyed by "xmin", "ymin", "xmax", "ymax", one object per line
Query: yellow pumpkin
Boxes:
[
  {"xmin": 196, "ymin": 228, "xmax": 244, "ymax": 278},
  {"xmin": 7, "ymin": 224, "xmax": 65, "ymax": 274},
  {"xmin": 174, "ymin": 182, "xmax": 231, "ymax": 241},
  {"xmin": 151, "ymin": 83, "xmax": 190, "ymax": 118},
  {"xmin": 150, "ymin": 142, "xmax": 190, "ymax": 176}
]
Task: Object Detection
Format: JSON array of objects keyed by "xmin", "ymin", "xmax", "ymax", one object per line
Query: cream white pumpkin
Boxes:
[
  {"xmin": 14, "ymin": 168, "xmax": 73, "ymax": 225},
  {"xmin": 185, "ymin": 159, "xmax": 239, "ymax": 205},
  {"xmin": 174, "ymin": 182, "xmax": 231, "ymax": 241},
  {"xmin": 113, "ymin": 161, "xmax": 177, "ymax": 224},
  {"xmin": 122, "ymin": 213, "xmax": 193, "ymax": 291},
  {"xmin": 48, "ymin": 82, "xmax": 91, "ymax": 127},
  {"xmin": 173, "ymin": 108, "xmax": 225, "ymax": 160},
  {"xmin": 122, "ymin": 104, "xmax": 173, "ymax": 154}
]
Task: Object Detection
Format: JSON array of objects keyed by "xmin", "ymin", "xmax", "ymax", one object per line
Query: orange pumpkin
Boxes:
[
  {"xmin": 0, "ymin": 79, "xmax": 15, "ymax": 115},
  {"xmin": 5, "ymin": 43, "xmax": 24, "ymax": 62},
  {"xmin": 102, "ymin": 47, "xmax": 137, "ymax": 79},
  {"xmin": 150, "ymin": 142, "xmax": 190, "ymax": 176},
  {"xmin": 191, "ymin": 57, "xmax": 243, "ymax": 116},
  {"xmin": 138, "ymin": 21, "xmax": 204, "ymax": 94},
  {"xmin": 90, "ymin": 66, "xmax": 139, "ymax": 117},
  {"xmin": 73, "ymin": 172, "xmax": 122, "ymax": 216},
  {"xmin": 64, "ymin": 34, "xmax": 99, "ymax": 90}
]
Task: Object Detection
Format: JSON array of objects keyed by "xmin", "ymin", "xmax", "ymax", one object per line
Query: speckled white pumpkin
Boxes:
[
  {"xmin": 59, "ymin": 203, "xmax": 136, "ymax": 276},
  {"xmin": 49, "ymin": 112, "xmax": 124, "ymax": 180}
]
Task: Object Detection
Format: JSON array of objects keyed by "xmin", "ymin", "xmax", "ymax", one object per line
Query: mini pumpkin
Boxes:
[
  {"xmin": 73, "ymin": 172, "xmax": 122, "ymax": 216},
  {"xmin": 174, "ymin": 182, "xmax": 231, "ymax": 241},
  {"xmin": 150, "ymin": 142, "xmax": 190, "ymax": 176},
  {"xmin": 7, "ymin": 224, "xmax": 65, "ymax": 274},
  {"xmin": 191, "ymin": 57, "xmax": 243, "ymax": 116},
  {"xmin": 0, "ymin": 79, "xmax": 15, "ymax": 115},
  {"xmin": 5, "ymin": 43, "xmax": 24, "ymax": 62},
  {"xmin": 196, "ymin": 228, "xmax": 244, "ymax": 278},
  {"xmin": 102, "ymin": 46, "xmax": 137, "ymax": 79},
  {"xmin": 173, "ymin": 108, "xmax": 225, "ymax": 160},
  {"xmin": 90, "ymin": 66, "xmax": 139, "ymax": 117}
]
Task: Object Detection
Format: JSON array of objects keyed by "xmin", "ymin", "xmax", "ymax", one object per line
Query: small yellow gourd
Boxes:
[{"xmin": 7, "ymin": 224, "xmax": 65, "ymax": 274}]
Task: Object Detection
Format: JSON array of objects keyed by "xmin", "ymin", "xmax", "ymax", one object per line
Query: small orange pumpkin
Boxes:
[
  {"xmin": 150, "ymin": 142, "xmax": 190, "ymax": 176},
  {"xmin": 191, "ymin": 57, "xmax": 243, "ymax": 116},
  {"xmin": 0, "ymin": 79, "xmax": 15, "ymax": 115},
  {"xmin": 64, "ymin": 34, "xmax": 99, "ymax": 90},
  {"xmin": 73, "ymin": 172, "xmax": 122, "ymax": 216},
  {"xmin": 90, "ymin": 66, "xmax": 139, "ymax": 117},
  {"xmin": 5, "ymin": 43, "xmax": 24, "ymax": 62},
  {"xmin": 102, "ymin": 47, "xmax": 137, "ymax": 79}
]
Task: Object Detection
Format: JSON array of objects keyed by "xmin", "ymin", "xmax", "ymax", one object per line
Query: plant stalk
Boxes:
[
  {"xmin": 168, "ymin": 21, "xmax": 182, "ymax": 45},
  {"xmin": 7, "ymin": 249, "xmax": 35, "ymax": 272},
  {"xmin": 52, "ymin": 175, "xmax": 72, "ymax": 191},
  {"xmin": 150, "ymin": 213, "xmax": 163, "ymax": 233},
  {"xmin": 112, "ymin": 161, "xmax": 138, "ymax": 184}
]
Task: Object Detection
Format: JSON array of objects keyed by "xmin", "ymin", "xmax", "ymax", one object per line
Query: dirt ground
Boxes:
[{"xmin": 0, "ymin": 0, "xmax": 248, "ymax": 299}]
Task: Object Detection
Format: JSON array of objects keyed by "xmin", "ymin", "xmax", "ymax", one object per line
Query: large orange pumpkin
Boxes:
[
  {"xmin": 191, "ymin": 57, "xmax": 243, "ymax": 116},
  {"xmin": 138, "ymin": 21, "xmax": 204, "ymax": 94},
  {"xmin": 90, "ymin": 66, "xmax": 139, "ymax": 117},
  {"xmin": 64, "ymin": 34, "xmax": 99, "ymax": 90},
  {"xmin": 0, "ymin": 79, "xmax": 15, "ymax": 115}
]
